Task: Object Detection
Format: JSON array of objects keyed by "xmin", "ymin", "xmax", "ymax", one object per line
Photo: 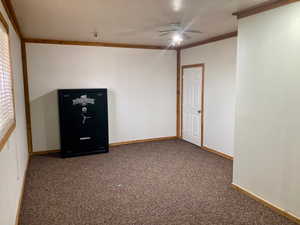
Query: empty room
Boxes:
[{"xmin": 0, "ymin": 0, "xmax": 300, "ymax": 224}]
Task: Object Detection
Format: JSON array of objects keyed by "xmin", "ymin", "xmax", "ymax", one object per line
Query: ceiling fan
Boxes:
[{"xmin": 159, "ymin": 22, "xmax": 202, "ymax": 46}]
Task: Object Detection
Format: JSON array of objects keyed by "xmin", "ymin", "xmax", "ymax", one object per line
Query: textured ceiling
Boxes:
[{"xmin": 12, "ymin": 0, "xmax": 272, "ymax": 46}]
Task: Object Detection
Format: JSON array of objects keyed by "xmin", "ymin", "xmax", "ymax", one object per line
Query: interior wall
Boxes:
[
  {"xmin": 181, "ymin": 37, "xmax": 237, "ymax": 157},
  {"xmin": 0, "ymin": 2, "xmax": 29, "ymax": 225},
  {"xmin": 26, "ymin": 43, "xmax": 177, "ymax": 152},
  {"xmin": 233, "ymin": 3, "xmax": 300, "ymax": 218}
]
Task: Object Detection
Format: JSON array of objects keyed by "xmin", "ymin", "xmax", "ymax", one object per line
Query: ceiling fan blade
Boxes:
[
  {"xmin": 113, "ymin": 21, "xmax": 166, "ymax": 36},
  {"xmin": 183, "ymin": 33, "xmax": 192, "ymax": 39},
  {"xmin": 159, "ymin": 29, "xmax": 178, "ymax": 33},
  {"xmin": 185, "ymin": 29, "xmax": 203, "ymax": 34},
  {"xmin": 159, "ymin": 33, "xmax": 170, "ymax": 37}
]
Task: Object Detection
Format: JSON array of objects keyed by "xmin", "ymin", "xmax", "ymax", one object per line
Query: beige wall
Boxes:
[
  {"xmin": 233, "ymin": 3, "xmax": 300, "ymax": 218},
  {"xmin": 181, "ymin": 37, "xmax": 237, "ymax": 157},
  {"xmin": 0, "ymin": 2, "xmax": 29, "ymax": 225},
  {"xmin": 26, "ymin": 43, "xmax": 177, "ymax": 152}
]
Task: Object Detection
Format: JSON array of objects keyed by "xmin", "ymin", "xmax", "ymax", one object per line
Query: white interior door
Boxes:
[{"xmin": 182, "ymin": 66, "xmax": 203, "ymax": 146}]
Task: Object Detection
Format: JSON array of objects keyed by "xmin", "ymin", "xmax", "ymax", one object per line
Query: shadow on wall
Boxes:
[
  {"xmin": 30, "ymin": 89, "xmax": 116, "ymax": 152},
  {"xmin": 30, "ymin": 90, "xmax": 60, "ymax": 151}
]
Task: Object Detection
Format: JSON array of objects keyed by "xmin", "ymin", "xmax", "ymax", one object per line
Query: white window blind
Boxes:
[{"xmin": 0, "ymin": 18, "xmax": 15, "ymax": 145}]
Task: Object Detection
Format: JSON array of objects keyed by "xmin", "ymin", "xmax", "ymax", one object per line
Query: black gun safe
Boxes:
[{"xmin": 58, "ymin": 89, "xmax": 109, "ymax": 157}]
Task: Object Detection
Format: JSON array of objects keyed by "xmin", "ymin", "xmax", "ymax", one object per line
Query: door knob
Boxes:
[{"xmin": 197, "ymin": 110, "xmax": 201, "ymax": 114}]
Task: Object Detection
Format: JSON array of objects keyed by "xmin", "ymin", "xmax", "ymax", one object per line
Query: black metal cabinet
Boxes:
[{"xmin": 58, "ymin": 89, "xmax": 109, "ymax": 157}]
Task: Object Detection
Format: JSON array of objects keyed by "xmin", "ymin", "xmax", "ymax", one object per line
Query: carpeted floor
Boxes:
[{"xmin": 20, "ymin": 139, "xmax": 297, "ymax": 225}]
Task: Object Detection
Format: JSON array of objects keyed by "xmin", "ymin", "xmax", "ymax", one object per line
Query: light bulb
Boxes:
[{"xmin": 171, "ymin": 33, "xmax": 183, "ymax": 46}]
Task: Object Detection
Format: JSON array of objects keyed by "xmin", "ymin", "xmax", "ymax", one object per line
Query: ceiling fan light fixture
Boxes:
[{"xmin": 171, "ymin": 33, "xmax": 183, "ymax": 46}]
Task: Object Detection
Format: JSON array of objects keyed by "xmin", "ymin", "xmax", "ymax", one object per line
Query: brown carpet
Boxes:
[{"xmin": 20, "ymin": 139, "xmax": 297, "ymax": 225}]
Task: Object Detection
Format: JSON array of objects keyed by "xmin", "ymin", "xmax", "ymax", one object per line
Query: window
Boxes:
[{"xmin": 0, "ymin": 12, "xmax": 15, "ymax": 151}]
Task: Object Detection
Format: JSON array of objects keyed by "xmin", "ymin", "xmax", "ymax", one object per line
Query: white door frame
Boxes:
[{"xmin": 180, "ymin": 64, "xmax": 205, "ymax": 146}]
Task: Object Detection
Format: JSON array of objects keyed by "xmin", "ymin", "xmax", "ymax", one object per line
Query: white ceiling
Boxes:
[{"xmin": 12, "ymin": 0, "xmax": 272, "ymax": 46}]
